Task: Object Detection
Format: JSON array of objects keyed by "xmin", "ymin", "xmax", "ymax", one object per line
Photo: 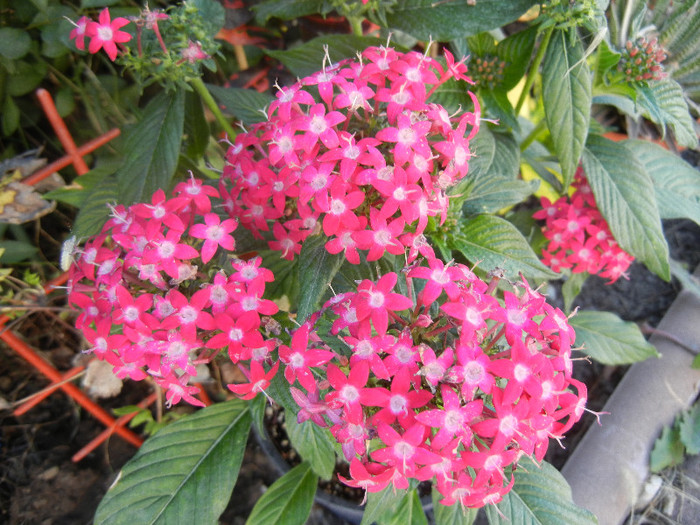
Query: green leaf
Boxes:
[
  {"xmin": 487, "ymin": 456, "xmax": 597, "ymax": 525},
  {"xmin": 542, "ymin": 28, "xmax": 592, "ymax": 188},
  {"xmin": 43, "ymin": 166, "xmax": 115, "ymax": 207},
  {"xmin": 650, "ymin": 423, "xmax": 685, "ymax": 472},
  {"xmin": 432, "ymin": 489, "xmax": 478, "ymax": 525},
  {"xmin": 498, "ymin": 25, "xmax": 538, "ymax": 91},
  {"xmin": 635, "ymin": 78, "xmax": 698, "ymax": 149},
  {"xmin": 72, "ymin": 175, "xmax": 119, "ymax": 239},
  {"xmin": 296, "ymin": 234, "xmax": 344, "ymax": 323},
  {"xmin": 481, "ymin": 89, "xmax": 520, "ymax": 131},
  {"xmin": 266, "ymin": 35, "xmax": 384, "ymax": 78},
  {"xmin": 0, "ymin": 28, "xmax": 32, "ymax": 60},
  {"xmin": 680, "ymin": 403, "xmax": 700, "ymax": 455},
  {"xmin": 285, "ymin": 415, "xmax": 336, "ymax": 481},
  {"xmin": 192, "ymin": 0, "xmax": 226, "ymax": 34},
  {"xmin": 361, "ymin": 485, "xmax": 406, "ymax": 525},
  {"xmin": 448, "ymin": 215, "xmax": 558, "ymax": 281},
  {"xmin": 569, "ymin": 310, "xmax": 659, "ymax": 365},
  {"xmin": 594, "ymin": 39, "xmax": 621, "ymax": 83},
  {"xmin": 463, "ymin": 178, "xmax": 538, "ymax": 215},
  {"xmin": 561, "ymin": 272, "xmax": 588, "ymax": 314},
  {"xmin": 582, "ymin": 135, "xmax": 670, "ymax": 280},
  {"xmin": 0, "ymin": 240, "xmax": 38, "ymax": 263},
  {"xmin": 245, "ymin": 462, "xmax": 317, "ymax": 525},
  {"xmin": 206, "ymin": 85, "xmax": 273, "ymax": 125},
  {"xmin": 430, "ymin": 76, "xmax": 476, "ymax": 115},
  {"xmin": 183, "ymin": 90, "xmax": 209, "ymax": 160},
  {"xmin": 7, "ymin": 60, "xmax": 48, "ymax": 97},
  {"xmin": 116, "ymin": 90, "xmax": 185, "ymax": 205},
  {"xmin": 81, "ymin": 0, "xmax": 120, "ymax": 7},
  {"xmin": 2, "ymin": 96, "xmax": 20, "ymax": 136},
  {"xmin": 384, "ymin": 0, "xmax": 538, "ymax": 41},
  {"xmin": 385, "ymin": 489, "xmax": 428, "ymax": 525},
  {"xmin": 94, "ymin": 400, "xmax": 251, "ymax": 525},
  {"xmin": 625, "ymin": 139, "xmax": 700, "ymax": 227},
  {"xmin": 252, "ymin": 0, "xmax": 325, "ymax": 23}
]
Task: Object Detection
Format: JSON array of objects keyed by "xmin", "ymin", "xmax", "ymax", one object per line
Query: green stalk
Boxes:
[
  {"xmin": 514, "ymin": 25, "xmax": 555, "ymax": 116},
  {"xmin": 520, "ymin": 118, "xmax": 546, "ymax": 152},
  {"xmin": 348, "ymin": 16, "xmax": 364, "ymax": 37},
  {"xmin": 189, "ymin": 76, "xmax": 237, "ymax": 140}
]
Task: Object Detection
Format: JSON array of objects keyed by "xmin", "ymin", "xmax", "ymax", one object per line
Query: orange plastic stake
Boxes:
[
  {"xmin": 13, "ymin": 365, "xmax": 86, "ymax": 416},
  {"xmin": 71, "ymin": 392, "xmax": 157, "ymax": 462},
  {"xmin": 36, "ymin": 88, "xmax": 90, "ymax": 175}
]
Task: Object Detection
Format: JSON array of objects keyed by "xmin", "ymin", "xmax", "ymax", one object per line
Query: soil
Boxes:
[{"xmin": 1, "ymin": 215, "xmax": 698, "ymax": 524}]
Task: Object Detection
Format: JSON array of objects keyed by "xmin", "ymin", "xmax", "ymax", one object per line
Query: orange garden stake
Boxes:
[{"xmin": 0, "ymin": 89, "xmax": 151, "ymax": 461}]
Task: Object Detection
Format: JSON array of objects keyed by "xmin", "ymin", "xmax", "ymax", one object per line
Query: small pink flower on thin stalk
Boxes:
[
  {"xmin": 85, "ymin": 8, "xmax": 132, "ymax": 61},
  {"xmin": 282, "ymin": 250, "xmax": 589, "ymax": 509}
]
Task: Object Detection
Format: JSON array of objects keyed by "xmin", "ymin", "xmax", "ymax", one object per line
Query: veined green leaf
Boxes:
[
  {"xmin": 72, "ymin": 174, "xmax": 119, "ymax": 239},
  {"xmin": 266, "ymin": 35, "xmax": 384, "ymax": 78},
  {"xmin": 635, "ymin": 78, "xmax": 698, "ymax": 149},
  {"xmin": 206, "ymin": 85, "xmax": 273, "ymax": 125},
  {"xmin": 650, "ymin": 423, "xmax": 685, "ymax": 473},
  {"xmin": 296, "ymin": 234, "xmax": 344, "ymax": 323},
  {"xmin": 285, "ymin": 415, "xmax": 336, "ymax": 481},
  {"xmin": 449, "ymin": 215, "xmax": 557, "ymax": 281},
  {"xmin": 542, "ymin": 28, "xmax": 592, "ymax": 189},
  {"xmin": 582, "ymin": 135, "xmax": 670, "ymax": 280},
  {"xmin": 94, "ymin": 400, "xmax": 251, "ymax": 525},
  {"xmin": 432, "ymin": 488, "xmax": 478, "ymax": 525},
  {"xmin": 245, "ymin": 462, "xmax": 317, "ymax": 525},
  {"xmin": 252, "ymin": 0, "xmax": 325, "ymax": 23},
  {"xmin": 487, "ymin": 457, "xmax": 597, "ymax": 524},
  {"xmin": 498, "ymin": 25, "xmax": 538, "ymax": 91},
  {"xmin": 680, "ymin": 403, "xmax": 700, "ymax": 455},
  {"xmin": 570, "ymin": 310, "xmax": 659, "ymax": 365},
  {"xmin": 385, "ymin": 489, "xmax": 428, "ymax": 525},
  {"xmin": 384, "ymin": 0, "xmax": 538, "ymax": 41},
  {"xmin": 625, "ymin": 139, "xmax": 700, "ymax": 226},
  {"xmin": 361, "ymin": 485, "xmax": 407, "ymax": 525},
  {"xmin": 116, "ymin": 91, "xmax": 185, "ymax": 205}
]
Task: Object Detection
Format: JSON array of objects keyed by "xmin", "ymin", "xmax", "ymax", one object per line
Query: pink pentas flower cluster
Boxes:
[
  {"xmin": 534, "ymin": 168, "xmax": 634, "ymax": 283},
  {"xmin": 221, "ymin": 45, "xmax": 480, "ymax": 263},
  {"xmin": 279, "ymin": 243, "xmax": 587, "ymax": 509},
  {"xmin": 67, "ymin": 177, "xmax": 280, "ymax": 407}
]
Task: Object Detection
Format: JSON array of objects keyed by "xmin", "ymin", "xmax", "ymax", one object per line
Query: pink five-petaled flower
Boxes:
[
  {"xmin": 86, "ymin": 8, "xmax": 132, "ymax": 61},
  {"xmin": 415, "ymin": 385, "xmax": 483, "ymax": 450},
  {"xmin": 189, "ymin": 213, "xmax": 237, "ymax": 263},
  {"xmin": 338, "ymin": 459, "xmax": 394, "ymax": 500},
  {"xmin": 371, "ymin": 422, "xmax": 441, "ymax": 482},
  {"xmin": 181, "ymin": 40, "xmax": 208, "ymax": 64},
  {"xmin": 354, "ymin": 272, "xmax": 413, "ymax": 336},
  {"xmin": 69, "ymin": 16, "xmax": 90, "ymax": 51},
  {"xmin": 280, "ymin": 323, "xmax": 335, "ymax": 392},
  {"xmin": 228, "ymin": 360, "xmax": 279, "ymax": 400}
]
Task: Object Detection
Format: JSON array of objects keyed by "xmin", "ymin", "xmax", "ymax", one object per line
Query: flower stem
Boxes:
[
  {"xmin": 348, "ymin": 16, "xmax": 364, "ymax": 37},
  {"xmin": 514, "ymin": 25, "xmax": 555, "ymax": 116},
  {"xmin": 520, "ymin": 118, "xmax": 546, "ymax": 151},
  {"xmin": 189, "ymin": 76, "xmax": 237, "ymax": 141}
]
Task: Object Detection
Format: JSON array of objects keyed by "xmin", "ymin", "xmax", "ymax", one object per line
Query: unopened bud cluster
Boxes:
[
  {"xmin": 470, "ymin": 55, "xmax": 506, "ymax": 90},
  {"xmin": 618, "ymin": 36, "xmax": 667, "ymax": 83}
]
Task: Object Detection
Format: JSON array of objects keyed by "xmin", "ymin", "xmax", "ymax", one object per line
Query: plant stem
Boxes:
[
  {"xmin": 348, "ymin": 16, "xmax": 364, "ymax": 37},
  {"xmin": 189, "ymin": 76, "xmax": 237, "ymax": 141},
  {"xmin": 514, "ymin": 25, "xmax": 555, "ymax": 116},
  {"xmin": 520, "ymin": 118, "xmax": 546, "ymax": 151}
]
